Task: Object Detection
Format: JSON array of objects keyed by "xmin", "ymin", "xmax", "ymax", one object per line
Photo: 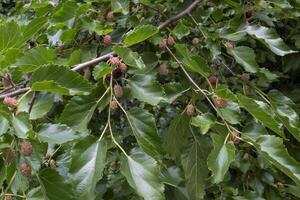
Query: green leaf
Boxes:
[
  {"xmin": 207, "ymin": 134, "xmax": 235, "ymax": 184},
  {"xmin": 18, "ymin": 92, "xmax": 55, "ymax": 120},
  {"xmin": 121, "ymin": 149, "xmax": 165, "ymax": 200},
  {"xmin": 52, "ymin": 1, "xmax": 79, "ymax": 23},
  {"xmin": 237, "ymin": 94, "xmax": 284, "ymax": 137},
  {"xmin": 111, "ymin": 0, "xmax": 129, "ymax": 15},
  {"xmin": 245, "ymin": 25, "xmax": 297, "ymax": 56},
  {"xmin": 26, "ymin": 139, "xmax": 47, "ymax": 171},
  {"xmin": 165, "ymin": 112, "xmax": 191, "ymax": 158},
  {"xmin": 0, "ymin": 103, "xmax": 11, "ymax": 121},
  {"xmin": 15, "ymin": 47, "xmax": 56, "ymax": 73},
  {"xmin": 59, "ymin": 95, "xmax": 97, "ymax": 132},
  {"xmin": 30, "ymin": 65, "xmax": 92, "ymax": 95},
  {"xmin": 0, "ymin": 116, "xmax": 9, "ymax": 136},
  {"xmin": 227, "ymin": 46, "xmax": 259, "ymax": 73},
  {"xmin": 268, "ymin": 90, "xmax": 300, "ymax": 142},
  {"xmin": 175, "ymin": 44, "xmax": 211, "ymax": 77},
  {"xmin": 0, "ymin": 18, "xmax": 47, "ymax": 53},
  {"xmin": 39, "ymin": 168, "xmax": 75, "ymax": 200},
  {"xmin": 37, "ymin": 123, "xmax": 83, "ymax": 144},
  {"xmin": 0, "ymin": 158, "xmax": 6, "ymax": 187},
  {"xmin": 246, "ymin": 135, "xmax": 300, "ymax": 185},
  {"xmin": 162, "ymin": 82, "xmax": 189, "ymax": 104},
  {"xmin": 172, "ymin": 21, "xmax": 190, "ymax": 39},
  {"xmin": 27, "ymin": 187, "xmax": 44, "ymax": 200},
  {"xmin": 215, "ymin": 87, "xmax": 237, "ymax": 102},
  {"xmin": 127, "ymin": 108, "xmax": 164, "ymax": 158},
  {"xmin": 0, "ymin": 21, "xmax": 21, "ymax": 52},
  {"xmin": 92, "ymin": 63, "xmax": 113, "ymax": 80},
  {"xmin": 69, "ymin": 136, "xmax": 107, "ymax": 200},
  {"xmin": 113, "ymin": 45, "xmax": 146, "ymax": 69},
  {"xmin": 284, "ymin": 184, "xmax": 300, "ymax": 198},
  {"xmin": 12, "ymin": 112, "xmax": 31, "ymax": 139},
  {"xmin": 191, "ymin": 113, "xmax": 216, "ymax": 134},
  {"xmin": 18, "ymin": 17, "xmax": 48, "ymax": 46},
  {"xmin": 181, "ymin": 137, "xmax": 210, "ymax": 199},
  {"xmin": 128, "ymin": 74, "xmax": 164, "ymax": 106},
  {"xmin": 219, "ymin": 101, "xmax": 241, "ymax": 124},
  {"xmin": 124, "ymin": 25, "xmax": 158, "ymax": 47}
]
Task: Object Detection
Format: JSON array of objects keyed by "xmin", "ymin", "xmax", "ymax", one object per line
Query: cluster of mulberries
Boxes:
[{"xmin": 159, "ymin": 36, "xmax": 175, "ymax": 49}]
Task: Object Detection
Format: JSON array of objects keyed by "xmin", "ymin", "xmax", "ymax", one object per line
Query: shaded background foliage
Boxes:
[{"xmin": 0, "ymin": 0, "xmax": 300, "ymax": 200}]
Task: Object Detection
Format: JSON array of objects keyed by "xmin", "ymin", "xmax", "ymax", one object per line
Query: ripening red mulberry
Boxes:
[
  {"xmin": 5, "ymin": 195, "xmax": 13, "ymax": 200},
  {"xmin": 231, "ymin": 130, "xmax": 240, "ymax": 144},
  {"xmin": 214, "ymin": 96, "xmax": 228, "ymax": 108},
  {"xmin": 167, "ymin": 36, "xmax": 175, "ymax": 46},
  {"xmin": 110, "ymin": 100, "xmax": 118, "ymax": 110},
  {"xmin": 103, "ymin": 35, "xmax": 111, "ymax": 45},
  {"xmin": 20, "ymin": 141, "xmax": 33, "ymax": 156},
  {"xmin": 3, "ymin": 96, "xmax": 18, "ymax": 108},
  {"xmin": 109, "ymin": 56, "xmax": 121, "ymax": 66},
  {"xmin": 159, "ymin": 39, "xmax": 167, "ymax": 49},
  {"xmin": 114, "ymin": 84, "xmax": 123, "ymax": 98},
  {"xmin": 107, "ymin": 11, "xmax": 113, "ymax": 21},
  {"xmin": 186, "ymin": 104, "xmax": 194, "ymax": 116},
  {"xmin": 209, "ymin": 75, "xmax": 218, "ymax": 87},
  {"xmin": 21, "ymin": 162, "xmax": 31, "ymax": 177}
]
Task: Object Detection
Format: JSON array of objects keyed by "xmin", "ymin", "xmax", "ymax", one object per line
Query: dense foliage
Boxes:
[{"xmin": 0, "ymin": 0, "xmax": 300, "ymax": 199}]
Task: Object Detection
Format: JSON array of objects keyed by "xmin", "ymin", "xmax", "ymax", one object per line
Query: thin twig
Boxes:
[
  {"xmin": 28, "ymin": 92, "xmax": 38, "ymax": 114},
  {"xmin": 166, "ymin": 46, "xmax": 232, "ymax": 134},
  {"xmin": 158, "ymin": 0, "xmax": 201, "ymax": 30},
  {"xmin": 0, "ymin": 87, "xmax": 30, "ymax": 99}
]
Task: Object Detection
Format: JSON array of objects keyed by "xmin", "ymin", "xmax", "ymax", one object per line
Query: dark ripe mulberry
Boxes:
[
  {"xmin": 245, "ymin": 10, "xmax": 252, "ymax": 19},
  {"xmin": 114, "ymin": 84, "xmax": 123, "ymax": 98},
  {"xmin": 158, "ymin": 63, "xmax": 169, "ymax": 76},
  {"xmin": 159, "ymin": 39, "xmax": 167, "ymax": 49},
  {"xmin": 21, "ymin": 162, "xmax": 31, "ymax": 177},
  {"xmin": 209, "ymin": 75, "xmax": 218, "ymax": 87},
  {"xmin": 112, "ymin": 67, "xmax": 122, "ymax": 78},
  {"xmin": 214, "ymin": 96, "xmax": 228, "ymax": 108},
  {"xmin": 110, "ymin": 100, "xmax": 118, "ymax": 110},
  {"xmin": 103, "ymin": 35, "xmax": 111, "ymax": 46},
  {"xmin": 20, "ymin": 141, "xmax": 33, "ymax": 156},
  {"xmin": 186, "ymin": 104, "xmax": 194, "ymax": 116},
  {"xmin": 167, "ymin": 36, "xmax": 175, "ymax": 46}
]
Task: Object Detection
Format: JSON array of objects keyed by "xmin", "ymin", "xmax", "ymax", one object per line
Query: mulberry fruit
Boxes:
[
  {"xmin": 20, "ymin": 141, "xmax": 33, "ymax": 156},
  {"xmin": 114, "ymin": 84, "xmax": 123, "ymax": 98}
]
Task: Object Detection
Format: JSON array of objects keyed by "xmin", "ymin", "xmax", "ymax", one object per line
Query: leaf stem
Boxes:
[
  {"xmin": 108, "ymin": 75, "xmax": 128, "ymax": 157},
  {"xmin": 166, "ymin": 46, "xmax": 232, "ymax": 134},
  {"xmin": 98, "ymin": 123, "xmax": 108, "ymax": 141},
  {"xmin": 0, "ymin": 171, "xmax": 17, "ymax": 199}
]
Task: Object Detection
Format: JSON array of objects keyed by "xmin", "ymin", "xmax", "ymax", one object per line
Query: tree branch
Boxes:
[
  {"xmin": 158, "ymin": 0, "xmax": 201, "ymax": 30},
  {"xmin": 0, "ymin": 87, "xmax": 30, "ymax": 99},
  {"xmin": 0, "ymin": 0, "xmax": 200, "ymax": 99}
]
